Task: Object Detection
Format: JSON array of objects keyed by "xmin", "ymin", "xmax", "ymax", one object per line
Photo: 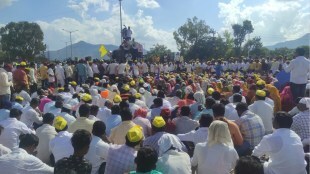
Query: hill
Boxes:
[
  {"xmin": 45, "ymin": 41, "xmax": 119, "ymax": 60},
  {"xmin": 266, "ymin": 33, "xmax": 309, "ymax": 50}
]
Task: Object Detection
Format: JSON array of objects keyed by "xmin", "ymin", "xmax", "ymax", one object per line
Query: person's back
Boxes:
[
  {"xmin": 157, "ymin": 150, "xmax": 191, "ymax": 174},
  {"xmin": 252, "ymin": 112, "xmax": 307, "ymax": 174},
  {"xmin": 68, "ymin": 104, "xmax": 95, "ymax": 133},
  {"xmin": 173, "ymin": 106, "xmax": 199, "ymax": 134}
]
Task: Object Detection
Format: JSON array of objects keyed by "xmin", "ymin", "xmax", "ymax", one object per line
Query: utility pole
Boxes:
[
  {"xmin": 62, "ymin": 29, "xmax": 78, "ymax": 59},
  {"xmin": 119, "ymin": 0, "xmax": 123, "ymax": 43}
]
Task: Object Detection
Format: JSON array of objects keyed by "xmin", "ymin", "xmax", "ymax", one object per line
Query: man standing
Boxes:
[
  {"xmin": 285, "ymin": 47, "xmax": 310, "ymax": 100},
  {"xmin": 75, "ymin": 60, "xmax": 87, "ymax": 85},
  {"xmin": 0, "ymin": 64, "xmax": 12, "ymax": 105},
  {"xmin": 252, "ymin": 112, "xmax": 307, "ymax": 174}
]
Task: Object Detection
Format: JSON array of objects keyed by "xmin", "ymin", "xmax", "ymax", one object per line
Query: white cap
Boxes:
[
  {"xmin": 63, "ymin": 104, "xmax": 72, "ymax": 110},
  {"xmin": 299, "ymin": 97, "xmax": 310, "ymax": 108},
  {"xmin": 139, "ymin": 88, "xmax": 145, "ymax": 94}
]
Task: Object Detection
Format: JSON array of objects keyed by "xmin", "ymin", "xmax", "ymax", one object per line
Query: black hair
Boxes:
[
  {"xmin": 233, "ymin": 94, "xmax": 243, "ymax": 103},
  {"xmin": 90, "ymin": 105, "xmax": 99, "ymax": 116},
  {"xmin": 180, "ymin": 106, "xmax": 191, "ymax": 116},
  {"xmin": 61, "ymin": 107, "xmax": 71, "ymax": 113},
  {"xmin": 234, "ymin": 156, "xmax": 264, "ymax": 174},
  {"xmin": 10, "ymin": 108, "xmax": 22, "ymax": 118},
  {"xmin": 233, "ymin": 85, "xmax": 241, "ymax": 93},
  {"xmin": 119, "ymin": 101, "xmax": 129, "ymax": 110},
  {"xmin": 125, "ymin": 135, "xmax": 141, "ymax": 147},
  {"xmin": 128, "ymin": 95, "xmax": 136, "ymax": 103},
  {"xmin": 175, "ymin": 90, "xmax": 182, "ymax": 98},
  {"xmin": 153, "ymin": 98, "xmax": 163, "ymax": 107},
  {"xmin": 19, "ymin": 134, "xmax": 39, "ymax": 148},
  {"xmin": 79, "ymin": 104, "xmax": 90, "ymax": 117},
  {"xmin": 157, "ymin": 90, "xmax": 165, "ymax": 98},
  {"xmin": 43, "ymin": 113, "xmax": 55, "ymax": 124},
  {"xmin": 235, "ymin": 102, "xmax": 248, "ymax": 113},
  {"xmin": 30, "ymin": 98, "xmax": 40, "ymax": 106},
  {"xmin": 71, "ymin": 129, "xmax": 92, "ymax": 152},
  {"xmin": 111, "ymin": 105, "xmax": 120, "ymax": 115},
  {"xmin": 212, "ymin": 103, "xmax": 225, "ymax": 117},
  {"xmin": 295, "ymin": 47, "xmax": 305, "ymax": 56},
  {"xmin": 187, "ymin": 92, "xmax": 195, "ymax": 100},
  {"xmin": 92, "ymin": 121, "xmax": 106, "ymax": 137},
  {"xmin": 274, "ymin": 111, "xmax": 293, "ymax": 129},
  {"xmin": 120, "ymin": 108, "xmax": 133, "ymax": 121},
  {"xmin": 55, "ymin": 100, "xmax": 63, "ymax": 108},
  {"xmin": 205, "ymin": 97, "xmax": 216, "ymax": 109},
  {"xmin": 256, "ymin": 95, "xmax": 265, "ymax": 100},
  {"xmin": 199, "ymin": 114, "xmax": 214, "ymax": 127},
  {"xmin": 212, "ymin": 91, "xmax": 221, "ymax": 100},
  {"xmin": 220, "ymin": 98, "xmax": 229, "ymax": 105},
  {"xmin": 135, "ymin": 146, "xmax": 158, "ymax": 173}
]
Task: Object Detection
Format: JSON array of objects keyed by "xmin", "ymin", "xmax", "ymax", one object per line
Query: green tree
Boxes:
[
  {"xmin": 223, "ymin": 30, "xmax": 234, "ymax": 57},
  {"xmin": 243, "ymin": 37, "xmax": 264, "ymax": 57},
  {"xmin": 232, "ymin": 20, "xmax": 254, "ymax": 56},
  {"xmin": 173, "ymin": 16, "xmax": 211, "ymax": 56},
  {"xmin": 145, "ymin": 44, "xmax": 172, "ymax": 62},
  {"xmin": 0, "ymin": 21, "xmax": 46, "ymax": 61}
]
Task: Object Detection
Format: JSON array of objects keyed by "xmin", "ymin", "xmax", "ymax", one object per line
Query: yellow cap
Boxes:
[
  {"xmin": 256, "ymin": 80, "xmax": 266, "ymax": 86},
  {"xmin": 54, "ymin": 116, "xmax": 67, "ymax": 130},
  {"xmin": 207, "ymin": 88, "xmax": 215, "ymax": 95},
  {"xmin": 152, "ymin": 116, "xmax": 166, "ymax": 128},
  {"xmin": 126, "ymin": 125, "xmax": 144, "ymax": 143},
  {"xmin": 256, "ymin": 90, "xmax": 266, "ymax": 97},
  {"xmin": 20, "ymin": 61, "xmax": 27, "ymax": 66},
  {"xmin": 70, "ymin": 81, "xmax": 77, "ymax": 86},
  {"xmin": 113, "ymin": 95, "xmax": 122, "ymax": 103},
  {"xmin": 135, "ymin": 93, "xmax": 141, "ymax": 99},
  {"xmin": 25, "ymin": 67, "xmax": 30, "ymax": 70},
  {"xmin": 94, "ymin": 77, "xmax": 100, "ymax": 81},
  {"xmin": 123, "ymin": 84, "xmax": 130, "ymax": 91},
  {"xmin": 58, "ymin": 87, "xmax": 64, "ymax": 91},
  {"xmin": 130, "ymin": 80, "xmax": 136, "ymax": 86},
  {"xmin": 81, "ymin": 93, "xmax": 92, "ymax": 102},
  {"xmin": 15, "ymin": 96, "xmax": 24, "ymax": 101}
]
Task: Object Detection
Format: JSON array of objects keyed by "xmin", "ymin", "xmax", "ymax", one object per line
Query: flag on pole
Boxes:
[{"xmin": 99, "ymin": 45, "xmax": 108, "ymax": 57}]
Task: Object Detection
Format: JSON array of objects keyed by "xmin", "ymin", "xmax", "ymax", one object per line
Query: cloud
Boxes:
[
  {"xmin": 218, "ymin": 0, "xmax": 310, "ymax": 46},
  {"xmin": 0, "ymin": 0, "xmax": 16, "ymax": 9},
  {"xmin": 136, "ymin": 0, "xmax": 160, "ymax": 9},
  {"xmin": 68, "ymin": 0, "xmax": 110, "ymax": 18},
  {"xmin": 37, "ymin": 4, "xmax": 176, "ymax": 52}
]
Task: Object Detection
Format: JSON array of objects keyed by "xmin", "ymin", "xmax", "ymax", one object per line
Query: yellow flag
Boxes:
[{"xmin": 99, "ymin": 45, "xmax": 108, "ymax": 57}]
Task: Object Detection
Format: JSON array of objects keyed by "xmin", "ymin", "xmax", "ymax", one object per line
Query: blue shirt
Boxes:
[
  {"xmin": 11, "ymin": 102, "xmax": 23, "ymax": 111},
  {"xmin": 0, "ymin": 109, "xmax": 10, "ymax": 122},
  {"xmin": 215, "ymin": 64, "xmax": 223, "ymax": 76},
  {"xmin": 105, "ymin": 114, "xmax": 122, "ymax": 136}
]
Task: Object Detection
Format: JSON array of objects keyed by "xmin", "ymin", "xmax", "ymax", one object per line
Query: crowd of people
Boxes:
[{"xmin": 0, "ymin": 46, "xmax": 309, "ymax": 174}]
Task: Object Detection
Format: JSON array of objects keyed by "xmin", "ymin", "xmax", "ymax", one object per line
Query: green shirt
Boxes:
[{"xmin": 129, "ymin": 170, "xmax": 163, "ymax": 174}]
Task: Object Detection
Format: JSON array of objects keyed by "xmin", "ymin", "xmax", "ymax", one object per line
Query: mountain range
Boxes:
[
  {"xmin": 266, "ymin": 33, "xmax": 309, "ymax": 50},
  {"xmin": 46, "ymin": 33, "xmax": 309, "ymax": 60}
]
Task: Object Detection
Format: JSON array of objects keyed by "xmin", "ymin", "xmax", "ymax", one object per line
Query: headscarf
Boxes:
[
  {"xmin": 194, "ymin": 92, "xmax": 205, "ymax": 106},
  {"xmin": 280, "ymin": 85, "xmax": 295, "ymax": 112},
  {"xmin": 207, "ymin": 120, "xmax": 233, "ymax": 147},
  {"xmin": 134, "ymin": 108, "xmax": 148, "ymax": 119},
  {"xmin": 266, "ymin": 84, "xmax": 282, "ymax": 113},
  {"xmin": 158, "ymin": 134, "xmax": 183, "ymax": 156}
]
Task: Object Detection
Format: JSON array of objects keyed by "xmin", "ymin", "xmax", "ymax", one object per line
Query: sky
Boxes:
[{"xmin": 0, "ymin": 0, "xmax": 309, "ymax": 51}]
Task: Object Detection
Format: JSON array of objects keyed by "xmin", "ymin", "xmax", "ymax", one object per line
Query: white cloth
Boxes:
[
  {"xmin": 36, "ymin": 124, "xmax": 57, "ymax": 164},
  {"xmin": 224, "ymin": 103, "xmax": 240, "ymax": 121},
  {"xmin": 265, "ymin": 98, "xmax": 275, "ymax": 108},
  {"xmin": 157, "ymin": 150, "xmax": 192, "ymax": 174},
  {"xmin": 49, "ymin": 131, "xmax": 73, "ymax": 162},
  {"xmin": 177, "ymin": 127, "xmax": 209, "ymax": 145},
  {"xmin": 0, "ymin": 148, "xmax": 53, "ymax": 174},
  {"xmin": 0, "ymin": 68, "xmax": 12, "ymax": 95},
  {"xmin": 128, "ymin": 103, "xmax": 140, "ymax": 115},
  {"xmin": 97, "ymin": 106, "xmax": 112, "ymax": 123},
  {"xmin": 15, "ymin": 90, "xmax": 31, "ymax": 106},
  {"xmin": 284, "ymin": 56, "xmax": 310, "ymax": 84},
  {"xmin": 249, "ymin": 100, "xmax": 274, "ymax": 134},
  {"xmin": 191, "ymin": 143, "xmax": 238, "ymax": 174},
  {"xmin": 228, "ymin": 94, "xmax": 247, "ymax": 103},
  {"xmin": 252, "ymin": 129, "xmax": 307, "ymax": 174},
  {"xmin": 85, "ymin": 135, "xmax": 110, "ymax": 174},
  {"xmin": 0, "ymin": 144, "xmax": 11, "ymax": 156},
  {"xmin": 21, "ymin": 106, "xmax": 42, "ymax": 129},
  {"xmin": 0, "ymin": 118, "xmax": 33, "ymax": 150},
  {"xmin": 58, "ymin": 112, "xmax": 76, "ymax": 126},
  {"xmin": 43, "ymin": 101, "xmax": 55, "ymax": 114},
  {"xmin": 88, "ymin": 115, "xmax": 100, "ymax": 121},
  {"xmin": 117, "ymin": 63, "xmax": 127, "ymax": 75}
]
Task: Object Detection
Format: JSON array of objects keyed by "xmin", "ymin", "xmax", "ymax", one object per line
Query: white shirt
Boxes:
[
  {"xmin": 284, "ymin": 56, "xmax": 310, "ymax": 84},
  {"xmin": 36, "ymin": 124, "xmax": 57, "ymax": 164},
  {"xmin": 21, "ymin": 106, "xmax": 42, "ymax": 129},
  {"xmin": 253, "ymin": 129, "xmax": 307, "ymax": 174},
  {"xmin": 128, "ymin": 103, "xmax": 140, "ymax": 115},
  {"xmin": 177, "ymin": 127, "xmax": 209, "ymax": 145},
  {"xmin": 224, "ymin": 103, "xmax": 240, "ymax": 121},
  {"xmin": 249, "ymin": 100, "xmax": 274, "ymax": 134},
  {"xmin": 157, "ymin": 150, "xmax": 192, "ymax": 174},
  {"xmin": 108, "ymin": 63, "xmax": 118, "ymax": 75},
  {"xmin": 58, "ymin": 112, "xmax": 76, "ymax": 126},
  {"xmin": 0, "ymin": 148, "xmax": 53, "ymax": 174},
  {"xmin": 0, "ymin": 144, "xmax": 11, "ymax": 156},
  {"xmin": 49, "ymin": 131, "xmax": 73, "ymax": 162},
  {"xmin": 43, "ymin": 101, "xmax": 55, "ymax": 114},
  {"xmin": 228, "ymin": 94, "xmax": 247, "ymax": 103},
  {"xmin": 192, "ymin": 143, "xmax": 238, "ymax": 174},
  {"xmin": 97, "ymin": 106, "xmax": 112, "ymax": 123},
  {"xmin": 88, "ymin": 115, "xmax": 100, "ymax": 121},
  {"xmin": 0, "ymin": 118, "xmax": 33, "ymax": 150},
  {"xmin": 15, "ymin": 90, "xmax": 31, "ymax": 106},
  {"xmin": 117, "ymin": 63, "xmax": 127, "ymax": 75},
  {"xmin": 85, "ymin": 135, "xmax": 110, "ymax": 174},
  {"xmin": 265, "ymin": 97, "xmax": 275, "ymax": 108}
]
